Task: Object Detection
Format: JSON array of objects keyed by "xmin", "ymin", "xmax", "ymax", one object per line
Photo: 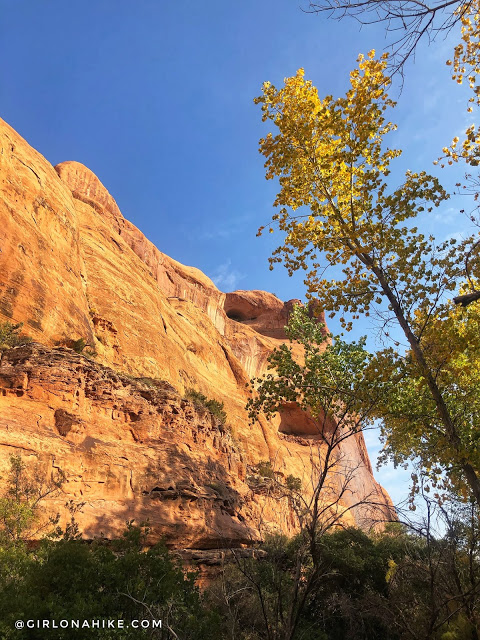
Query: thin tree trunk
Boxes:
[{"xmin": 370, "ymin": 262, "xmax": 480, "ymax": 506}]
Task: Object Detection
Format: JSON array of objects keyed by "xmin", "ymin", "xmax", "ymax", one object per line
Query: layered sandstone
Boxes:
[
  {"xmin": 0, "ymin": 343, "xmax": 250, "ymax": 548},
  {"xmin": 0, "ymin": 117, "xmax": 393, "ymax": 555}
]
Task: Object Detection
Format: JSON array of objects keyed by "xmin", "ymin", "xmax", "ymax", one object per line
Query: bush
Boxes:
[
  {"xmin": 70, "ymin": 338, "xmax": 97, "ymax": 358},
  {"xmin": 285, "ymin": 474, "xmax": 302, "ymax": 492},
  {"xmin": 206, "ymin": 481, "xmax": 227, "ymax": 497},
  {"xmin": 71, "ymin": 337, "xmax": 87, "ymax": 353},
  {"xmin": 185, "ymin": 389, "xmax": 227, "ymax": 424},
  {"xmin": 0, "ymin": 322, "xmax": 32, "ymax": 351},
  {"xmin": 254, "ymin": 460, "xmax": 275, "ymax": 479},
  {"xmin": 0, "ymin": 522, "xmax": 221, "ymax": 639}
]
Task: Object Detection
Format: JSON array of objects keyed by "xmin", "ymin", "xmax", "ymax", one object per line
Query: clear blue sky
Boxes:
[{"xmin": 0, "ymin": 0, "xmax": 473, "ymax": 507}]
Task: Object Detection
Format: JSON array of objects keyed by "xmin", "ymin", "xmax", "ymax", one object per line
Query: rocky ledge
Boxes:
[{"xmin": 0, "ymin": 342, "xmax": 253, "ymax": 549}]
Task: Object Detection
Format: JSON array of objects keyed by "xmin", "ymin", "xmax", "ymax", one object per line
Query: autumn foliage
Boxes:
[{"xmin": 254, "ymin": 49, "xmax": 480, "ymax": 505}]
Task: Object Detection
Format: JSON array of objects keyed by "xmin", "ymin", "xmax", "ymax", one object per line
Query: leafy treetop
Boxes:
[{"xmin": 254, "ymin": 52, "xmax": 480, "ymax": 505}]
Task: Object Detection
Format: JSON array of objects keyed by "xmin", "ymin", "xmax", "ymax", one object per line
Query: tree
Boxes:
[
  {"xmin": 254, "ymin": 52, "xmax": 480, "ymax": 504},
  {"xmin": 210, "ymin": 528, "xmax": 403, "ymax": 640},
  {"xmin": 439, "ymin": 2, "xmax": 480, "ymax": 308},
  {"xmin": 0, "ymin": 454, "xmax": 64, "ymax": 546},
  {"xmin": 306, "ymin": 0, "xmax": 480, "ymax": 306},
  {"xmin": 304, "ymin": 0, "xmax": 474, "ymax": 76},
  {"xmin": 213, "ymin": 515, "xmax": 480, "ymax": 639},
  {"xmin": 237, "ymin": 305, "xmax": 393, "ymax": 640},
  {"xmin": 306, "ymin": 0, "xmax": 480, "ymax": 307},
  {"xmin": 375, "ymin": 488, "xmax": 480, "ymax": 640}
]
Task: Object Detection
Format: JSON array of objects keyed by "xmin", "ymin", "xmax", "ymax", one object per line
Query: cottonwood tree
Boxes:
[
  {"xmin": 254, "ymin": 52, "xmax": 480, "ymax": 504},
  {"xmin": 307, "ymin": 0, "xmax": 480, "ymax": 306},
  {"xmin": 222, "ymin": 305, "xmax": 393, "ymax": 640},
  {"xmin": 438, "ymin": 0, "xmax": 480, "ymax": 307}
]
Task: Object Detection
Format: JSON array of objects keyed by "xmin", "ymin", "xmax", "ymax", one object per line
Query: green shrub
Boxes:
[
  {"xmin": 206, "ymin": 481, "xmax": 227, "ymax": 497},
  {"xmin": 285, "ymin": 474, "xmax": 302, "ymax": 492},
  {"xmin": 0, "ymin": 322, "xmax": 32, "ymax": 351},
  {"xmin": 254, "ymin": 460, "xmax": 275, "ymax": 479},
  {"xmin": 70, "ymin": 338, "xmax": 97, "ymax": 358},
  {"xmin": 0, "ymin": 522, "xmax": 221, "ymax": 640},
  {"xmin": 137, "ymin": 377, "xmax": 158, "ymax": 387},
  {"xmin": 71, "ymin": 337, "xmax": 87, "ymax": 353},
  {"xmin": 185, "ymin": 389, "xmax": 227, "ymax": 424}
]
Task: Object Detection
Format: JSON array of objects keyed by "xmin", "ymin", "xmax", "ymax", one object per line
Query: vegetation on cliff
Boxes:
[
  {"xmin": 0, "ymin": 323, "xmax": 31, "ymax": 353},
  {"xmin": 184, "ymin": 389, "xmax": 228, "ymax": 425}
]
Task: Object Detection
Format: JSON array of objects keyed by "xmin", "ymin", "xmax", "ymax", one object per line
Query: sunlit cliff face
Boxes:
[{"xmin": 0, "ymin": 117, "xmax": 394, "ymax": 555}]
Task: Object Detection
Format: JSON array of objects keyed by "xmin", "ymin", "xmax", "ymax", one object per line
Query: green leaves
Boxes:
[
  {"xmin": 185, "ymin": 389, "xmax": 227, "ymax": 424},
  {"xmin": 0, "ymin": 322, "xmax": 32, "ymax": 352},
  {"xmin": 0, "ymin": 525, "xmax": 221, "ymax": 640},
  {"xmin": 248, "ymin": 305, "xmax": 374, "ymax": 434}
]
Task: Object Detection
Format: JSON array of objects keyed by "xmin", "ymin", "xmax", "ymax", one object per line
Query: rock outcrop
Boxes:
[
  {"xmin": 0, "ymin": 343, "xmax": 249, "ymax": 548},
  {"xmin": 0, "ymin": 117, "xmax": 393, "ymax": 556}
]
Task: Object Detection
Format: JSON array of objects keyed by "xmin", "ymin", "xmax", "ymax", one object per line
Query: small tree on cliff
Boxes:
[
  {"xmin": 0, "ymin": 322, "xmax": 31, "ymax": 353},
  {"xmin": 254, "ymin": 51, "xmax": 480, "ymax": 505}
]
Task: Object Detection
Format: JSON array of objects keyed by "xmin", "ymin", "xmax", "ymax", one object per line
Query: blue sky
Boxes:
[{"xmin": 1, "ymin": 0, "xmax": 474, "ymax": 507}]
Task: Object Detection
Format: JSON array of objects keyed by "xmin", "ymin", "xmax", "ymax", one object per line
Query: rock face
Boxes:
[
  {"xmin": 0, "ymin": 343, "xmax": 249, "ymax": 548},
  {"xmin": 0, "ymin": 117, "xmax": 393, "ymax": 554}
]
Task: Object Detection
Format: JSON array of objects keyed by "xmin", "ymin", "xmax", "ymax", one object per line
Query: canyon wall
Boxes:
[{"xmin": 0, "ymin": 117, "xmax": 393, "ymax": 558}]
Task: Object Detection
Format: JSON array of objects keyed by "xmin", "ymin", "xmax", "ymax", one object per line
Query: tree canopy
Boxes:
[{"xmin": 255, "ymin": 51, "xmax": 480, "ymax": 504}]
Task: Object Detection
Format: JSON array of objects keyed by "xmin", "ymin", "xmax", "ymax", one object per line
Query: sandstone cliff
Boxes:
[{"xmin": 0, "ymin": 117, "xmax": 393, "ymax": 557}]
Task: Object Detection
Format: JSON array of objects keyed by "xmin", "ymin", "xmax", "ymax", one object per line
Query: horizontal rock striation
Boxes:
[{"xmin": 0, "ymin": 342, "xmax": 251, "ymax": 548}]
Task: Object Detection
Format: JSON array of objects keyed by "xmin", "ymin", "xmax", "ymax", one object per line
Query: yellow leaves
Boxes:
[
  {"xmin": 447, "ymin": 0, "xmax": 480, "ymax": 127},
  {"xmin": 254, "ymin": 51, "xmax": 449, "ymax": 332},
  {"xmin": 441, "ymin": 16, "xmax": 480, "ymax": 158}
]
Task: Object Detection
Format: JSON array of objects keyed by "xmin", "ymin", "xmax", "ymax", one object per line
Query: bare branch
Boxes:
[{"xmin": 304, "ymin": 0, "xmax": 473, "ymax": 76}]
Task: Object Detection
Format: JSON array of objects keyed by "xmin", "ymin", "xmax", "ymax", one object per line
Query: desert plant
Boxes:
[
  {"xmin": 285, "ymin": 475, "xmax": 302, "ymax": 492},
  {"xmin": 71, "ymin": 337, "xmax": 87, "ymax": 353},
  {"xmin": 254, "ymin": 461, "xmax": 276, "ymax": 480},
  {"xmin": 185, "ymin": 389, "xmax": 227, "ymax": 424},
  {"xmin": 69, "ymin": 337, "xmax": 97, "ymax": 358},
  {"xmin": 0, "ymin": 322, "xmax": 32, "ymax": 351}
]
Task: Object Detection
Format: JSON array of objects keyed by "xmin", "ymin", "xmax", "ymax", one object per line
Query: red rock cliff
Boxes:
[{"xmin": 0, "ymin": 118, "xmax": 393, "ymax": 554}]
